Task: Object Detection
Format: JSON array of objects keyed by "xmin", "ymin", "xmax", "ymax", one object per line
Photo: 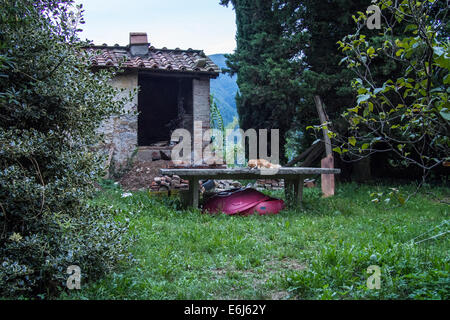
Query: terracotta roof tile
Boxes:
[{"xmin": 84, "ymin": 45, "xmax": 220, "ymax": 78}]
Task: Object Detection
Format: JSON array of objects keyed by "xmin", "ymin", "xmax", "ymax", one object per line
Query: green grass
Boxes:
[{"xmin": 62, "ymin": 181, "xmax": 449, "ymax": 300}]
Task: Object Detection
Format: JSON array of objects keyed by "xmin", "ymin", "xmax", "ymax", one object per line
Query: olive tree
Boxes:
[{"xmin": 310, "ymin": 0, "xmax": 449, "ymax": 188}]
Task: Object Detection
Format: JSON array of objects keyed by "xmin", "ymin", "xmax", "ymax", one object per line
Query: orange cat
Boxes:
[{"xmin": 248, "ymin": 159, "xmax": 281, "ymax": 169}]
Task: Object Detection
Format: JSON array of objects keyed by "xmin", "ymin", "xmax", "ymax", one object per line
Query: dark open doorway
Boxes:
[
  {"xmin": 137, "ymin": 74, "xmax": 193, "ymax": 146},
  {"xmin": 138, "ymin": 75, "xmax": 177, "ymax": 145}
]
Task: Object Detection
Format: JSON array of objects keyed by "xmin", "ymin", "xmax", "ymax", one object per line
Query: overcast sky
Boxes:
[{"xmin": 74, "ymin": 0, "xmax": 237, "ymax": 55}]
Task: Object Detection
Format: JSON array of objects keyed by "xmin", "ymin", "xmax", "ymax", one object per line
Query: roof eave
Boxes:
[{"xmin": 90, "ymin": 65, "xmax": 220, "ymax": 79}]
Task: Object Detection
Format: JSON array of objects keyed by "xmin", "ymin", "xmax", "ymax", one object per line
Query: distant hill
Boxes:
[{"xmin": 208, "ymin": 54, "xmax": 239, "ymax": 126}]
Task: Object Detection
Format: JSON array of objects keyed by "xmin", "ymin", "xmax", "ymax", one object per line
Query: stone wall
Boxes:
[
  {"xmin": 193, "ymin": 78, "xmax": 211, "ymax": 125},
  {"xmin": 98, "ymin": 74, "xmax": 212, "ymax": 170},
  {"xmin": 193, "ymin": 78, "xmax": 211, "ymax": 165},
  {"xmin": 98, "ymin": 71, "xmax": 139, "ymax": 168}
]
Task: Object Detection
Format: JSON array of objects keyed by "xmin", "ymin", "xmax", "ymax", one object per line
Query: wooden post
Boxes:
[
  {"xmin": 298, "ymin": 177, "xmax": 304, "ymax": 206},
  {"xmin": 179, "ymin": 190, "xmax": 191, "ymax": 208},
  {"xmin": 321, "ymin": 155, "xmax": 335, "ymax": 197},
  {"xmin": 188, "ymin": 177, "xmax": 199, "ymax": 208},
  {"xmin": 314, "ymin": 96, "xmax": 335, "ymax": 197},
  {"xmin": 293, "ymin": 177, "xmax": 304, "ymax": 207}
]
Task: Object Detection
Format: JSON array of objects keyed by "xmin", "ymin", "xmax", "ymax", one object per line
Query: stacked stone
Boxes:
[
  {"xmin": 150, "ymin": 176, "xmax": 242, "ymax": 193},
  {"xmin": 255, "ymin": 179, "xmax": 285, "ymax": 190},
  {"xmin": 254, "ymin": 178, "xmax": 316, "ymax": 190},
  {"xmin": 214, "ymin": 180, "xmax": 242, "ymax": 192},
  {"xmin": 150, "ymin": 175, "xmax": 190, "ymax": 191},
  {"xmin": 150, "ymin": 177, "xmax": 316, "ymax": 192}
]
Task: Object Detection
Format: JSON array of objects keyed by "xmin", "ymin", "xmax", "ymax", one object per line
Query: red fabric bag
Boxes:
[{"xmin": 203, "ymin": 188, "xmax": 284, "ymax": 216}]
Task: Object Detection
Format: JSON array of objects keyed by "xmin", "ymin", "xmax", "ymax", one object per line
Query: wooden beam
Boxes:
[
  {"xmin": 301, "ymin": 142, "xmax": 325, "ymax": 167},
  {"xmin": 314, "ymin": 96, "xmax": 332, "ymax": 156},
  {"xmin": 321, "ymin": 155, "xmax": 335, "ymax": 197},
  {"xmin": 314, "ymin": 96, "xmax": 336, "ymax": 198},
  {"xmin": 286, "ymin": 141, "xmax": 324, "ymax": 167}
]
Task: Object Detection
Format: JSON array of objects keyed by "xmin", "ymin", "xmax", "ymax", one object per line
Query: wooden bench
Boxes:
[{"xmin": 160, "ymin": 167, "xmax": 340, "ymax": 208}]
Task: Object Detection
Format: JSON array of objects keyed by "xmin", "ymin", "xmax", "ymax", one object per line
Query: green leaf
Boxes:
[
  {"xmin": 348, "ymin": 106, "xmax": 359, "ymax": 113},
  {"xmin": 348, "ymin": 136, "xmax": 356, "ymax": 146},
  {"xmin": 440, "ymin": 111, "xmax": 450, "ymax": 121},
  {"xmin": 444, "ymin": 74, "xmax": 450, "ymax": 85},
  {"xmin": 435, "ymin": 54, "xmax": 450, "ymax": 69},
  {"xmin": 357, "ymin": 94, "xmax": 371, "ymax": 104},
  {"xmin": 404, "ymin": 24, "xmax": 417, "ymax": 32},
  {"xmin": 374, "ymin": 87, "xmax": 384, "ymax": 94},
  {"xmin": 433, "ymin": 47, "xmax": 445, "ymax": 57},
  {"xmin": 339, "ymin": 56, "xmax": 348, "ymax": 65}
]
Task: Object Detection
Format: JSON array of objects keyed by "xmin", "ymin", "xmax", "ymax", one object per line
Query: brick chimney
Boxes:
[{"xmin": 129, "ymin": 32, "xmax": 149, "ymax": 56}]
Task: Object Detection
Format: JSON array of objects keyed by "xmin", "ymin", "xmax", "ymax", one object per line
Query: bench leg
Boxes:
[
  {"xmin": 188, "ymin": 177, "xmax": 199, "ymax": 208},
  {"xmin": 294, "ymin": 177, "xmax": 304, "ymax": 208},
  {"xmin": 285, "ymin": 177, "xmax": 304, "ymax": 209},
  {"xmin": 284, "ymin": 179, "xmax": 294, "ymax": 207}
]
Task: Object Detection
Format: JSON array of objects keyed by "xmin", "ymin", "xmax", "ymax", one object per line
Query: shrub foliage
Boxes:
[
  {"xmin": 0, "ymin": 0, "xmax": 133, "ymax": 297},
  {"xmin": 310, "ymin": 0, "xmax": 449, "ymax": 182}
]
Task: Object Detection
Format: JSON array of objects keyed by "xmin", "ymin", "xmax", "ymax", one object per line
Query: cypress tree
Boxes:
[{"xmin": 220, "ymin": 0, "xmax": 304, "ymax": 163}]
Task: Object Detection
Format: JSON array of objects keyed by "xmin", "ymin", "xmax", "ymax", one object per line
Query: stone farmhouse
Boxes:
[{"xmin": 85, "ymin": 32, "xmax": 220, "ymax": 169}]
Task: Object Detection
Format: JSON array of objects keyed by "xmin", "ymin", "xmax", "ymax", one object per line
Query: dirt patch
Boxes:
[
  {"xmin": 430, "ymin": 195, "xmax": 450, "ymax": 204},
  {"xmin": 265, "ymin": 258, "xmax": 307, "ymax": 272},
  {"xmin": 211, "ymin": 268, "xmax": 228, "ymax": 277},
  {"xmin": 271, "ymin": 291, "xmax": 290, "ymax": 300},
  {"xmin": 119, "ymin": 160, "xmax": 171, "ymax": 191},
  {"xmin": 209, "ymin": 259, "xmax": 305, "ymax": 300},
  {"xmin": 280, "ymin": 258, "xmax": 307, "ymax": 271}
]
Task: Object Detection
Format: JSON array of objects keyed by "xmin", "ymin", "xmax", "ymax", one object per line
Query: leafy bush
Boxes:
[
  {"xmin": 0, "ymin": 0, "xmax": 134, "ymax": 298},
  {"xmin": 316, "ymin": 0, "xmax": 449, "ymax": 182}
]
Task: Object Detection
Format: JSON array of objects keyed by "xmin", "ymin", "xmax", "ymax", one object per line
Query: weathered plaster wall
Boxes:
[
  {"xmin": 193, "ymin": 78, "xmax": 211, "ymax": 126},
  {"xmin": 99, "ymin": 71, "xmax": 138, "ymax": 168},
  {"xmin": 193, "ymin": 78, "xmax": 211, "ymax": 164}
]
